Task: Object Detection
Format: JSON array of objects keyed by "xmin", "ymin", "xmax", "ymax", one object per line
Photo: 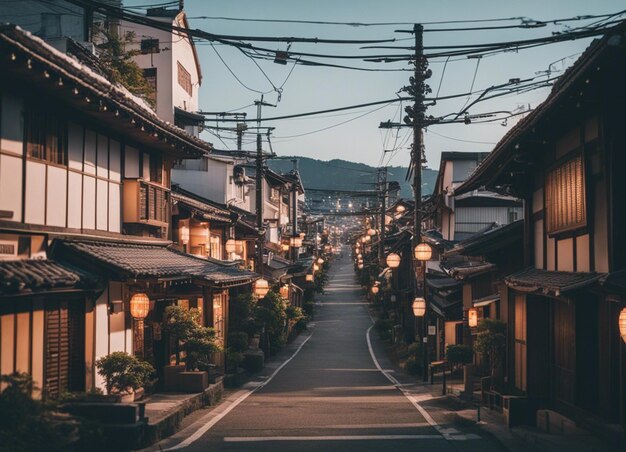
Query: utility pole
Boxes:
[
  {"xmin": 254, "ymin": 96, "xmax": 275, "ymax": 275},
  {"xmin": 291, "ymin": 158, "xmax": 300, "ymax": 263},
  {"xmin": 378, "ymin": 167, "xmax": 387, "ymax": 267}
]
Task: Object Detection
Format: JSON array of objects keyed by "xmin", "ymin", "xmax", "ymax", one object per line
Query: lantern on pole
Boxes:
[
  {"xmin": 357, "ymin": 263, "xmax": 364, "ymax": 270},
  {"xmin": 225, "ymin": 239, "xmax": 237, "ymax": 254},
  {"xmin": 130, "ymin": 293, "xmax": 150, "ymax": 357},
  {"xmin": 317, "ymin": 257, "xmax": 325, "ymax": 265},
  {"xmin": 253, "ymin": 278, "xmax": 270, "ymax": 298},
  {"xmin": 313, "ymin": 263, "xmax": 320, "ymax": 271},
  {"xmin": 414, "ymin": 242, "xmax": 432, "ymax": 261},
  {"xmin": 371, "ymin": 285, "xmax": 379, "ymax": 294},
  {"xmin": 367, "ymin": 228, "xmax": 376, "ymax": 236},
  {"xmin": 386, "ymin": 252, "xmax": 401, "ymax": 269},
  {"xmin": 363, "ymin": 235, "xmax": 371, "ymax": 243},
  {"xmin": 130, "ymin": 293, "xmax": 150, "ymax": 320},
  {"xmin": 619, "ymin": 307, "xmax": 626, "ymax": 343},
  {"xmin": 412, "ymin": 297, "xmax": 426, "ymax": 317},
  {"xmin": 281, "ymin": 242, "xmax": 290, "ymax": 252},
  {"xmin": 306, "ymin": 273, "xmax": 314, "ymax": 282},
  {"xmin": 396, "ymin": 204, "xmax": 406, "ymax": 213},
  {"xmin": 279, "ymin": 284, "xmax": 290, "ymax": 299},
  {"xmin": 468, "ymin": 308, "xmax": 478, "ymax": 328}
]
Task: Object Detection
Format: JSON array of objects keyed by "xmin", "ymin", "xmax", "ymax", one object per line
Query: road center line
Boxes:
[
  {"xmin": 365, "ymin": 325, "xmax": 451, "ymax": 441},
  {"xmin": 162, "ymin": 332, "xmax": 314, "ymax": 451}
]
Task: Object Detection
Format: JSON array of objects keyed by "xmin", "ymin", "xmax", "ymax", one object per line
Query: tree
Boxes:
[
  {"xmin": 95, "ymin": 352, "xmax": 155, "ymax": 395},
  {"xmin": 163, "ymin": 306, "xmax": 201, "ymax": 364},
  {"xmin": 473, "ymin": 318, "xmax": 506, "ymax": 379},
  {"xmin": 92, "ymin": 25, "xmax": 155, "ymax": 105}
]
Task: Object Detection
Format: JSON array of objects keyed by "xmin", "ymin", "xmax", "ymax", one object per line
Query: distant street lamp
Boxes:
[
  {"xmin": 371, "ymin": 285, "xmax": 380, "ymax": 294},
  {"xmin": 306, "ymin": 273, "xmax": 314, "ymax": 282},
  {"xmin": 225, "ymin": 239, "xmax": 237, "ymax": 254},
  {"xmin": 414, "ymin": 242, "xmax": 432, "ymax": 261},
  {"xmin": 396, "ymin": 205, "xmax": 406, "ymax": 213},
  {"xmin": 468, "ymin": 308, "xmax": 478, "ymax": 328},
  {"xmin": 317, "ymin": 257, "xmax": 325, "ymax": 265},
  {"xmin": 412, "ymin": 297, "xmax": 426, "ymax": 317},
  {"xmin": 253, "ymin": 278, "xmax": 270, "ymax": 298},
  {"xmin": 620, "ymin": 308, "xmax": 626, "ymax": 343},
  {"xmin": 386, "ymin": 253, "xmax": 401, "ymax": 269},
  {"xmin": 367, "ymin": 228, "xmax": 377, "ymax": 236}
]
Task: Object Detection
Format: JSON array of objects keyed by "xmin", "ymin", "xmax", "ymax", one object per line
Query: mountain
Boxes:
[{"xmin": 267, "ymin": 157, "xmax": 437, "ymax": 198}]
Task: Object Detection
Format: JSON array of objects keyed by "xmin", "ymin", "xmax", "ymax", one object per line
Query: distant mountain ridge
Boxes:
[{"xmin": 267, "ymin": 157, "xmax": 437, "ymax": 198}]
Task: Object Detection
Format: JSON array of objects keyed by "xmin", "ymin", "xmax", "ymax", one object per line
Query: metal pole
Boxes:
[{"xmin": 378, "ymin": 167, "xmax": 387, "ymax": 267}]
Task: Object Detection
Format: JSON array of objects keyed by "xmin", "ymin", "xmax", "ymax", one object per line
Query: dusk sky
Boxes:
[{"xmin": 125, "ymin": 0, "xmax": 625, "ymax": 169}]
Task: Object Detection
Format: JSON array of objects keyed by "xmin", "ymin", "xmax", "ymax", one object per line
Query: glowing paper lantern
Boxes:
[
  {"xmin": 414, "ymin": 243, "xmax": 432, "ymax": 261},
  {"xmin": 130, "ymin": 293, "xmax": 150, "ymax": 320},
  {"xmin": 468, "ymin": 308, "xmax": 478, "ymax": 328},
  {"xmin": 619, "ymin": 308, "xmax": 626, "ymax": 343},
  {"xmin": 386, "ymin": 253, "xmax": 401, "ymax": 269},
  {"xmin": 412, "ymin": 297, "xmax": 426, "ymax": 317},
  {"xmin": 306, "ymin": 273, "xmax": 314, "ymax": 282},
  {"xmin": 254, "ymin": 278, "xmax": 270, "ymax": 297},
  {"xmin": 371, "ymin": 285, "xmax": 379, "ymax": 294},
  {"xmin": 225, "ymin": 239, "xmax": 237, "ymax": 253},
  {"xmin": 367, "ymin": 228, "xmax": 377, "ymax": 236}
]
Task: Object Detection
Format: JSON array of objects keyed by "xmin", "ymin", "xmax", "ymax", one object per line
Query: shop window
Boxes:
[
  {"xmin": 26, "ymin": 105, "xmax": 67, "ymax": 165},
  {"xmin": 514, "ymin": 295, "xmax": 527, "ymax": 391},
  {"xmin": 209, "ymin": 234, "xmax": 221, "ymax": 260},
  {"xmin": 212, "ymin": 293, "xmax": 224, "ymax": 341},
  {"xmin": 545, "ymin": 155, "xmax": 586, "ymax": 234}
]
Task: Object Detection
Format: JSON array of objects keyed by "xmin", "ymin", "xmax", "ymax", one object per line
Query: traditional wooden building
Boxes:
[
  {"xmin": 457, "ymin": 24, "xmax": 626, "ymax": 437},
  {"xmin": 0, "ymin": 25, "xmax": 256, "ymax": 397}
]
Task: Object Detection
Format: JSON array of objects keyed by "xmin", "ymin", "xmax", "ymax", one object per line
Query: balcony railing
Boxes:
[{"xmin": 123, "ymin": 179, "xmax": 170, "ymax": 227}]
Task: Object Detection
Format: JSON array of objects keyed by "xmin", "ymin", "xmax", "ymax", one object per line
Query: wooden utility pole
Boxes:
[
  {"xmin": 254, "ymin": 96, "xmax": 275, "ymax": 274},
  {"xmin": 378, "ymin": 167, "xmax": 387, "ymax": 267}
]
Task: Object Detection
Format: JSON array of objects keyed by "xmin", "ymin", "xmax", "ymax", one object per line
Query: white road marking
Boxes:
[
  {"xmin": 162, "ymin": 332, "xmax": 314, "ymax": 451},
  {"xmin": 223, "ymin": 434, "xmax": 444, "ymax": 442},
  {"xmin": 366, "ymin": 325, "xmax": 454, "ymax": 441}
]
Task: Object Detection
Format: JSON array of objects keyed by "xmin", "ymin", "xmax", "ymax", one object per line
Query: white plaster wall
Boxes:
[
  {"xmin": 172, "ymin": 162, "xmax": 228, "ymax": 203},
  {"xmin": 0, "ymin": 154, "xmax": 23, "ymax": 222},
  {"xmin": 94, "ymin": 286, "xmax": 109, "ymax": 391},
  {"xmin": 67, "ymin": 172, "xmax": 82, "ymax": 228},
  {"xmin": 0, "ymin": 92, "xmax": 24, "ymax": 155},
  {"xmin": 84, "ymin": 129, "xmax": 96, "ymax": 175},
  {"xmin": 108, "ymin": 282, "xmax": 127, "ymax": 353},
  {"xmin": 82, "ymin": 175, "xmax": 96, "ymax": 229},
  {"xmin": 109, "ymin": 183, "xmax": 121, "ymax": 233},
  {"xmin": 96, "ymin": 179, "xmax": 108, "ymax": 230},
  {"xmin": 109, "ymin": 140, "xmax": 121, "ymax": 181},
  {"xmin": 171, "ymin": 16, "xmax": 199, "ymax": 114},
  {"xmin": 125, "ymin": 146, "xmax": 140, "ymax": 178},
  {"xmin": 25, "ymin": 161, "xmax": 45, "ymax": 225},
  {"xmin": 46, "ymin": 165, "xmax": 67, "ymax": 227},
  {"xmin": 68, "ymin": 121, "xmax": 83, "ymax": 170}
]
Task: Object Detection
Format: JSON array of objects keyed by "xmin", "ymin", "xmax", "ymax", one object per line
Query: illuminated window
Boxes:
[
  {"xmin": 209, "ymin": 234, "xmax": 222, "ymax": 260},
  {"xmin": 545, "ymin": 155, "xmax": 586, "ymax": 234},
  {"xmin": 26, "ymin": 105, "xmax": 67, "ymax": 165}
]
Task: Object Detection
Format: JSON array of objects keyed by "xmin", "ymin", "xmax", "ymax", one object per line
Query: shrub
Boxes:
[
  {"xmin": 473, "ymin": 318, "xmax": 506, "ymax": 377},
  {"xmin": 446, "ymin": 344, "xmax": 474, "ymax": 365},
  {"xmin": 374, "ymin": 319, "xmax": 393, "ymax": 339},
  {"xmin": 255, "ymin": 291, "xmax": 287, "ymax": 353},
  {"xmin": 163, "ymin": 306, "xmax": 201, "ymax": 364},
  {"xmin": 228, "ymin": 331, "xmax": 249, "ymax": 353},
  {"xmin": 404, "ymin": 357, "xmax": 421, "ymax": 375},
  {"xmin": 95, "ymin": 352, "xmax": 155, "ymax": 395},
  {"xmin": 225, "ymin": 350, "xmax": 244, "ymax": 373},
  {"xmin": 230, "ymin": 293, "xmax": 257, "ymax": 335},
  {"xmin": 303, "ymin": 300, "xmax": 315, "ymax": 316},
  {"xmin": 182, "ymin": 327, "xmax": 222, "ymax": 372}
]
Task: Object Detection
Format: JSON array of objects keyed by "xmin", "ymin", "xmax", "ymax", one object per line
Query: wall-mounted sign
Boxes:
[{"xmin": 428, "ymin": 325, "xmax": 436, "ymax": 336}]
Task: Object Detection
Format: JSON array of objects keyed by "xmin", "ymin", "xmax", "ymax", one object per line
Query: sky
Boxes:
[{"xmin": 125, "ymin": 0, "xmax": 625, "ymax": 169}]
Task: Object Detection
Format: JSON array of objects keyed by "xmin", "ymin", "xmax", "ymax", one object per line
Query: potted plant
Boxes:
[
  {"xmin": 95, "ymin": 352, "xmax": 155, "ymax": 402},
  {"xmin": 473, "ymin": 318, "xmax": 506, "ymax": 387},
  {"xmin": 162, "ymin": 306, "xmax": 200, "ymax": 391}
]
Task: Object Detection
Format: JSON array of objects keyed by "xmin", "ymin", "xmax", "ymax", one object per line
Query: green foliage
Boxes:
[
  {"xmin": 407, "ymin": 342, "xmax": 423, "ymax": 361},
  {"xmin": 255, "ymin": 291, "xmax": 287, "ymax": 353},
  {"xmin": 473, "ymin": 318, "xmax": 506, "ymax": 377},
  {"xmin": 230, "ymin": 293, "xmax": 258, "ymax": 336},
  {"xmin": 228, "ymin": 331, "xmax": 250, "ymax": 353},
  {"xmin": 286, "ymin": 305, "xmax": 304, "ymax": 323},
  {"xmin": 446, "ymin": 344, "xmax": 474, "ymax": 365},
  {"xmin": 92, "ymin": 25, "xmax": 155, "ymax": 104},
  {"xmin": 163, "ymin": 306, "xmax": 200, "ymax": 342},
  {"xmin": 95, "ymin": 352, "xmax": 155, "ymax": 394},
  {"xmin": 225, "ymin": 350, "xmax": 244, "ymax": 373},
  {"xmin": 404, "ymin": 357, "xmax": 421, "ymax": 375},
  {"xmin": 374, "ymin": 319, "xmax": 393, "ymax": 340},
  {"xmin": 183, "ymin": 327, "xmax": 222, "ymax": 372}
]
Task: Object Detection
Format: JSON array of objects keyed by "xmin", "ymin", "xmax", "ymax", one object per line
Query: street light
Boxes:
[
  {"xmin": 306, "ymin": 273, "xmax": 314, "ymax": 282},
  {"xmin": 414, "ymin": 242, "xmax": 432, "ymax": 261},
  {"xmin": 412, "ymin": 297, "xmax": 426, "ymax": 317},
  {"xmin": 254, "ymin": 278, "xmax": 270, "ymax": 298},
  {"xmin": 620, "ymin": 308, "xmax": 626, "ymax": 343},
  {"xmin": 225, "ymin": 239, "xmax": 237, "ymax": 254},
  {"xmin": 468, "ymin": 308, "xmax": 478, "ymax": 328},
  {"xmin": 130, "ymin": 293, "xmax": 150, "ymax": 357},
  {"xmin": 367, "ymin": 228, "xmax": 377, "ymax": 236},
  {"xmin": 371, "ymin": 285, "xmax": 380, "ymax": 294},
  {"xmin": 386, "ymin": 252, "xmax": 401, "ymax": 269},
  {"xmin": 317, "ymin": 257, "xmax": 325, "ymax": 265},
  {"xmin": 396, "ymin": 205, "xmax": 406, "ymax": 213}
]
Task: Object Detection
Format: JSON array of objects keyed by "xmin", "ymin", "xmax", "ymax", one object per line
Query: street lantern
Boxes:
[
  {"xmin": 357, "ymin": 253, "xmax": 363, "ymax": 259},
  {"xmin": 412, "ymin": 297, "xmax": 426, "ymax": 317},
  {"xmin": 357, "ymin": 263, "xmax": 364, "ymax": 270},
  {"xmin": 386, "ymin": 253, "xmax": 401, "ymax": 269},
  {"xmin": 130, "ymin": 293, "xmax": 150, "ymax": 320},
  {"xmin": 306, "ymin": 273, "xmax": 314, "ymax": 282},
  {"xmin": 281, "ymin": 242, "xmax": 290, "ymax": 252},
  {"xmin": 225, "ymin": 239, "xmax": 237, "ymax": 254},
  {"xmin": 414, "ymin": 242, "xmax": 432, "ymax": 261},
  {"xmin": 279, "ymin": 284, "xmax": 290, "ymax": 299},
  {"xmin": 371, "ymin": 285, "xmax": 379, "ymax": 294},
  {"xmin": 363, "ymin": 235, "xmax": 371, "ymax": 243},
  {"xmin": 468, "ymin": 308, "xmax": 478, "ymax": 328},
  {"xmin": 619, "ymin": 308, "xmax": 626, "ymax": 343},
  {"xmin": 317, "ymin": 257, "xmax": 325, "ymax": 265},
  {"xmin": 367, "ymin": 228, "xmax": 376, "ymax": 236},
  {"xmin": 396, "ymin": 204, "xmax": 406, "ymax": 213},
  {"xmin": 253, "ymin": 278, "xmax": 270, "ymax": 298},
  {"xmin": 313, "ymin": 263, "xmax": 320, "ymax": 271},
  {"xmin": 180, "ymin": 225, "xmax": 189, "ymax": 245}
]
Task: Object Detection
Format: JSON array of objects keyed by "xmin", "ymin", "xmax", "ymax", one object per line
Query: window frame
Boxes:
[
  {"xmin": 177, "ymin": 61, "xmax": 192, "ymax": 96},
  {"xmin": 25, "ymin": 103, "xmax": 68, "ymax": 166},
  {"xmin": 544, "ymin": 152, "xmax": 587, "ymax": 236}
]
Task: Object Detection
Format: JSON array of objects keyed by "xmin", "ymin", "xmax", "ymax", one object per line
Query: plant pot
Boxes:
[
  {"xmin": 178, "ymin": 371, "xmax": 209, "ymax": 393},
  {"xmin": 120, "ymin": 390, "xmax": 134, "ymax": 403},
  {"xmin": 163, "ymin": 364, "xmax": 186, "ymax": 392},
  {"xmin": 133, "ymin": 387, "xmax": 145, "ymax": 401}
]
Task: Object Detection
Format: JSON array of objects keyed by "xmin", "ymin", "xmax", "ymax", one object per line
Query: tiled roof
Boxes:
[
  {"xmin": 426, "ymin": 276, "xmax": 462, "ymax": 290},
  {"xmin": 440, "ymin": 258, "xmax": 495, "ymax": 280},
  {"xmin": 505, "ymin": 267, "xmax": 603, "ymax": 295},
  {"xmin": 445, "ymin": 220, "xmax": 523, "ymax": 257},
  {"xmin": 171, "ymin": 187, "xmax": 232, "ymax": 222},
  {"xmin": 56, "ymin": 240, "xmax": 258, "ymax": 287},
  {"xmin": 0, "ymin": 259, "xmax": 98, "ymax": 295}
]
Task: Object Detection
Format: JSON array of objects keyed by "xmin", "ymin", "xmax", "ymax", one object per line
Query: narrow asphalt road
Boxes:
[{"xmin": 157, "ymin": 253, "xmax": 505, "ymax": 452}]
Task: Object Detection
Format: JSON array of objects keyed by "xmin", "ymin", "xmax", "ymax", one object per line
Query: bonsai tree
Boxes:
[
  {"xmin": 95, "ymin": 352, "xmax": 155, "ymax": 395},
  {"xmin": 182, "ymin": 326, "xmax": 222, "ymax": 372},
  {"xmin": 163, "ymin": 306, "xmax": 201, "ymax": 364},
  {"xmin": 254, "ymin": 291, "xmax": 287, "ymax": 353},
  {"xmin": 473, "ymin": 318, "xmax": 506, "ymax": 379}
]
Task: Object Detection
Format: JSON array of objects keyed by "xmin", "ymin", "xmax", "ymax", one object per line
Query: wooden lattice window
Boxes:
[
  {"xmin": 545, "ymin": 155, "xmax": 586, "ymax": 234},
  {"xmin": 177, "ymin": 61, "xmax": 192, "ymax": 96}
]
